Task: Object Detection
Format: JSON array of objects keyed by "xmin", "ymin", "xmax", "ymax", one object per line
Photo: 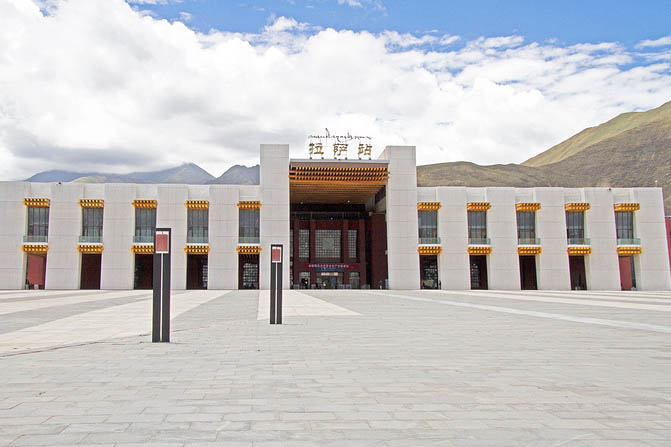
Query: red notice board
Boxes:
[
  {"xmin": 155, "ymin": 231, "xmax": 170, "ymax": 254},
  {"xmin": 271, "ymin": 245, "xmax": 282, "ymax": 263}
]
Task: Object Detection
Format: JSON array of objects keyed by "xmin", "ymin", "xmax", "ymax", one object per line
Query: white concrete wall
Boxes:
[
  {"xmin": 0, "ymin": 182, "xmax": 30, "ymax": 289},
  {"xmin": 438, "ymin": 187, "xmax": 470, "ymax": 290},
  {"xmin": 209, "ymin": 186, "xmax": 246, "ymax": 290},
  {"xmin": 583, "ymin": 188, "xmax": 620, "ymax": 290},
  {"xmin": 101, "ymin": 184, "xmax": 135, "ymax": 289},
  {"xmin": 487, "ymin": 188, "xmax": 520, "ymax": 290},
  {"xmin": 156, "ymin": 185, "xmax": 188, "ymax": 290},
  {"xmin": 632, "ymin": 188, "xmax": 671, "ymax": 290},
  {"xmin": 259, "ymin": 144, "xmax": 290, "ymax": 289},
  {"xmin": 382, "ymin": 146, "xmax": 421, "ymax": 289},
  {"xmin": 535, "ymin": 188, "xmax": 570, "ymax": 290},
  {"xmin": 44, "ymin": 183, "xmax": 82, "ymax": 289}
]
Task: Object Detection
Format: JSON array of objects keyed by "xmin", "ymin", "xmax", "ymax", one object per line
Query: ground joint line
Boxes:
[{"xmin": 369, "ymin": 291, "xmax": 671, "ymax": 334}]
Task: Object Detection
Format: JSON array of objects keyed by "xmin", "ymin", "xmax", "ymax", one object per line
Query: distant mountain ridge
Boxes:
[
  {"xmin": 23, "ymin": 100, "xmax": 671, "ymax": 212},
  {"xmin": 418, "ymin": 100, "xmax": 671, "ymax": 213}
]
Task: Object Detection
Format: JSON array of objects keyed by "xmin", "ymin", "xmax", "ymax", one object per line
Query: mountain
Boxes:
[
  {"xmin": 25, "ymin": 163, "xmax": 215, "ymax": 185},
  {"xmin": 208, "ymin": 164, "xmax": 259, "ymax": 185},
  {"xmin": 523, "ymin": 101, "xmax": 671, "ymax": 167},
  {"xmin": 418, "ymin": 101, "xmax": 671, "ymax": 213}
]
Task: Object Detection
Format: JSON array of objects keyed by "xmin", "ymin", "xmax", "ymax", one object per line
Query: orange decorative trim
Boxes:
[
  {"xmin": 185, "ymin": 200, "xmax": 209, "ymax": 210},
  {"xmin": 518, "ymin": 246, "xmax": 542, "ymax": 255},
  {"xmin": 468, "ymin": 246, "xmax": 492, "ymax": 255},
  {"xmin": 237, "ymin": 245, "xmax": 262, "ymax": 254},
  {"xmin": 131, "ymin": 244, "xmax": 154, "ymax": 254},
  {"xmin": 417, "ymin": 202, "xmax": 441, "ymax": 211},
  {"xmin": 133, "ymin": 200, "xmax": 157, "ymax": 209},
  {"xmin": 565, "ymin": 202, "xmax": 590, "ymax": 212},
  {"xmin": 567, "ymin": 246, "xmax": 591, "ymax": 256},
  {"xmin": 617, "ymin": 246, "xmax": 642, "ymax": 256},
  {"xmin": 516, "ymin": 202, "xmax": 541, "ymax": 212},
  {"xmin": 237, "ymin": 201, "xmax": 261, "ymax": 210},
  {"xmin": 79, "ymin": 199, "xmax": 104, "ymax": 208},
  {"xmin": 289, "ymin": 165, "xmax": 389, "ymax": 183},
  {"xmin": 185, "ymin": 245, "xmax": 210, "ymax": 254},
  {"xmin": 467, "ymin": 202, "xmax": 491, "ymax": 211},
  {"xmin": 23, "ymin": 198, "xmax": 50, "ymax": 208},
  {"xmin": 418, "ymin": 245, "xmax": 442, "ymax": 255},
  {"xmin": 22, "ymin": 244, "xmax": 48, "ymax": 254},
  {"xmin": 78, "ymin": 244, "xmax": 104, "ymax": 254},
  {"xmin": 614, "ymin": 203, "xmax": 640, "ymax": 212}
]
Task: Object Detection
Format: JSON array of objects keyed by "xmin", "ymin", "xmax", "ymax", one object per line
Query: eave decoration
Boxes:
[
  {"xmin": 516, "ymin": 202, "xmax": 541, "ymax": 212},
  {"xmin": 565, "ymin": 203, "xmax": 590, "ymax": 212},
  {"xmin": 417, "ymin": 202, "xmax": 441, "ymax": 211},
  {"xmin": 22, "ymin": 244, "xmax": 48, "ymax": 254},
  {"xmin": 79, "ymin": 199, "xmax": 104, "ymax": 208},
  {"xmin": 78, "ymin": 244, "xmax": 104, "ymax": 254},
  {"xmin": 237, "ymin": 201, "xmax": 261, "ymax": 210},
  {"xmin": 617, "ymin": 246, "xmax": 642, "ymax": 256},
  {"xmin": 132, "ymin": 200, "xmax": 157, "ymax": 209},
  {"xmin": 468, "ymin": 246, "xmax": 492, "ymax": 255},
  {"xmin": 567, "ymin": 246, "xmax": 591, "ymax": 256},
  {"xmin": 237, "ymin": 245, "xmax": 262, "ymax": 255},
  {"xmin": 131, "ymin": 244, "xmax": 154, "ymax": 254},
  {"xmin": 614, "ymin": 203, "xmax": 640, "ymax": 212},
  {"xmin": 23, "ymin": 198, "xmax": 50, "ymax": 208},
  {"xmin": 467, "ymin": 202, "xmax": 491, "ymax": 211},
  {"xmin": 518, "ymin": 246, "xmax": 542, "ymax": 255},
  {"xmin": 418, "ymin": 245, "xmax": 442, "ymax": 255},
  {"xmin": 185, "ymin": 245, "xmax": 210, "ymax": 254},
  {"xmin": 185, "ymin": 200, "xmax": 209, "ymax": 210}
]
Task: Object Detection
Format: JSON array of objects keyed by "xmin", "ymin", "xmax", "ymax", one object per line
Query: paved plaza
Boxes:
[{"xmin": 0, "ymin": 288, "xmax": 670, "ymax": 446}]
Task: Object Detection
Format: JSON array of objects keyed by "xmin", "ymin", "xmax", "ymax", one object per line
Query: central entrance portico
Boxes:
[{"xmin": 288, "ymin": 159, "xmax": 390, "ymax": 289}]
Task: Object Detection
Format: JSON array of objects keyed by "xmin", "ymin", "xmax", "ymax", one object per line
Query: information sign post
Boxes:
[
  {"xmin": 270, "ymin": 244, "xmax": 283, "ymax": 324},
  {"xmin": 152, "ymin": 228, "xmax": 171, "ymax": 342}
]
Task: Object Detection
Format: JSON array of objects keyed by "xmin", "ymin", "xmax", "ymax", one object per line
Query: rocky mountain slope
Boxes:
[{"xmin": 418, "ymin": 101, "xmax": 671, "ymax": 213}]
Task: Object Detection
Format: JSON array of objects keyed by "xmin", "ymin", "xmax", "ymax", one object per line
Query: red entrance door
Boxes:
[{"xmin": 618, "ymin": 256, "xmax": 635, "ymax": 290}]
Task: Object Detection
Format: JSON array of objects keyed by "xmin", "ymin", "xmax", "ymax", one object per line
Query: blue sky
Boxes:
[{"xmin": 137, "ymin": 0, "xmax": 671, "ymax": 48}]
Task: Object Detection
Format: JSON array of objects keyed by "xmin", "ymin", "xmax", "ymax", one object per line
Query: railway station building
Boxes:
[{"xmin": 1, "ymin": 144, "xmax": 669, "ymax": 291}]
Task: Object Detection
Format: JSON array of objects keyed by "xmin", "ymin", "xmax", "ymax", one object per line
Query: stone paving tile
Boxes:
[{"xmin": 0, "ymin": 289, "xmax": 670, "ymax": 445}]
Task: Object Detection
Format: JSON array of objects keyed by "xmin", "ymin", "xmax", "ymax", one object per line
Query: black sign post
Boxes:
[
  {"xmin": 270, "ymin": 244, "xmax": 283, "ymax": 324},
  {"xmin": 152, "ymin": 228, "xmax": 171, "ymax": 342}
]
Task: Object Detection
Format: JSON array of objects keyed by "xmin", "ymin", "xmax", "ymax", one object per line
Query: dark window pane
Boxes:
[
  {"xmin": 468, "ymin": 211, "xmax": 487, "ymax": 240},
  {"xmin": 418, "ymin": 211, "xmax": 438, "ymax": 239}
]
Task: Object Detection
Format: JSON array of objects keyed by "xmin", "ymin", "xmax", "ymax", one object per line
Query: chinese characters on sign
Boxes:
[{"xmin": 308, "ymin": 128, "xmax": 373, "ymax": 160}]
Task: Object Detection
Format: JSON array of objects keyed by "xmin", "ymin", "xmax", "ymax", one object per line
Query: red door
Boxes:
[{"xmin": 618, "ymin": 256, "xmax": 633, "ymax": 290}]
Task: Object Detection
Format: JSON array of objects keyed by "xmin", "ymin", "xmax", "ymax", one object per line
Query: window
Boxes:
[
  {"xmin": 566, "ymin": 211, "xmax": 585, "ymax": 243},
  {"xmin": 239, "ymin": 209, "xmax": 259, "ymax": 242},
  {"xmin": 299, "ymin": 229, "xmax": 310, "ymax": 259},
  {"xmin": 82, "ymin": 208, "xmax": 103, "ymax": 240},
  {"xmin": 516, "ymin": 211, "xmax": 536, "ymax": 243},
  {"xmin": 187, "ymin": 209, "xmax": 208, "ymax": 243},
  {"xmin": 135, "ymin": 208, "xmax": 156, "ymax": 241},
  {"xmin": 467, "ymin": 211, "xmax": 487, "ymax": 242},
  {"xmin": 418, "ymin": 210, "xmax": 438, "ymax": 242},
  {"xmin": 348, "ymin": 229, "xmax": 357, "ymax": 259},
  {"xmin": 615, "ymin": 211, "xmax": 634, "ymax": 240},
  {"xmin": 27, "ymin": 207, "xmax": 49, "ymax": 238},
  {"xmin": 315, "ymin": 229, "xmax": 341, "ymax": 259}
]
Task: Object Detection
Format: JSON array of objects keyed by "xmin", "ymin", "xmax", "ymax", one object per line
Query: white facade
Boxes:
[{"xmin": 1, "ymin": 144, "xmax": 669, "ymax": 291}]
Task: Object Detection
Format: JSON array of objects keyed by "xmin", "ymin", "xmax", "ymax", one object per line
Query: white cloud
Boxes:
[
  {"xmin": 336, "ymin": 0, "xmax": 384, "ymax": 10},
  {"xmin": 636, "ymin": 36, "xmax": 671, "ymax": 48},
  {"xmin": 0, "ymin": 0, "xmax": 670, "ymax": 181}
]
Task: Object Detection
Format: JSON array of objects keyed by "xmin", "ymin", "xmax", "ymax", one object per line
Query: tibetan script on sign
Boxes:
[{"xmin": 307, "ymin": 128, "xmax": 373, "ymax": 160}]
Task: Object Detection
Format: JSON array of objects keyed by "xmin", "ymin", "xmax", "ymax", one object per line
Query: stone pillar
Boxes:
[
  {"xmin": 259, "ymin": 144, "xmax": 290, "ymax": 289},
  {"xmin": 380, "ymin": 146, "xmax": 420, "ymax": 289}
]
